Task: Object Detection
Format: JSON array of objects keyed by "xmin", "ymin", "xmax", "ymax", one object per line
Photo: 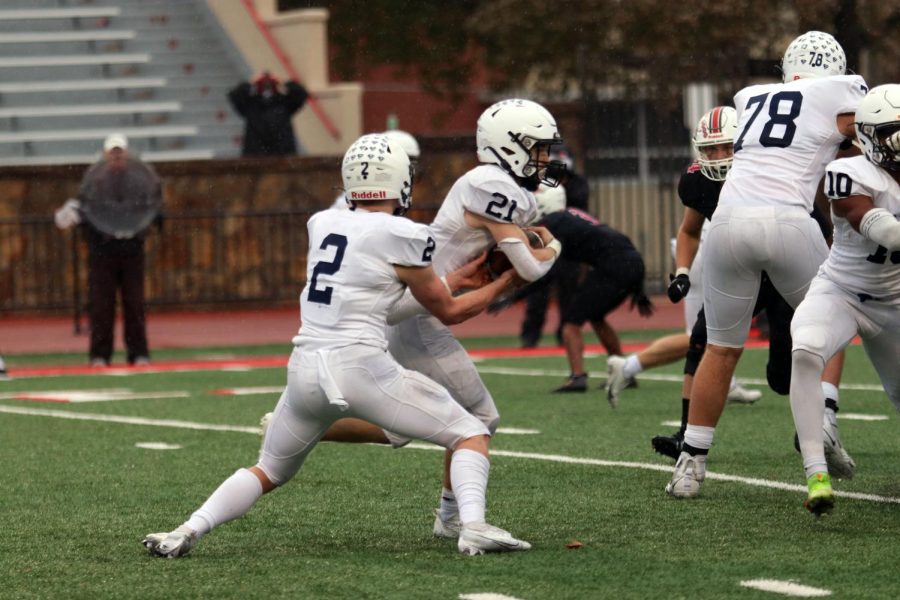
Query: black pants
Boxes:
[
  {"xmin": 684, "ymin": 273, "xmax": 793, "ymax": 395},
  {"xmin": 88, "ymin": 250, "xmax": 148, "ymax": 363}
]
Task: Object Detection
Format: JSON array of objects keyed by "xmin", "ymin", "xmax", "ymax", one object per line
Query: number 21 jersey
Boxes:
[
  {"xmin": 429, "ymin": 164, "xmax": 538, "ymax": 274},
  {"xmin": 721, "ymin": 74, "xmax": 867, "ymax": 212}
]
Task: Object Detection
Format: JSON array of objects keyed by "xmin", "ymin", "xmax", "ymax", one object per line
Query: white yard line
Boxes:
[
  {"xmin": 0, "ymin": 405, "xmax": 896, "ymax": 505},
  {"xmin": 740, "ymin": 579, "xmax": 832, "ymax": 597},
  {"xmin": 460, "ymin": 594, "xmax": 525, "ymax": 600}
]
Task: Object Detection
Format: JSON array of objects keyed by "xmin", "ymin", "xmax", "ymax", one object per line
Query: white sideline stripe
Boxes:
[
  {"xmin": 460, "ymin": 594, "xmax": 525, "ymax": 600},
  {"xmin": 0, "ymin": 405, "xmax": 260, "ymax": 434},
  {"xmin": 839, "ymin": 413, "xmax": 889, "ymax": 421},
  {"xmin": 740, "ymin": 579, "xmax": 832, "ymax": 597},
  {"xmin": 476, "ymin": 366, "xmax": 891, "ymax": 394},
  {"xmin": 661, "ymin": 420, "xmax": 682, "ymax": 428},
  {"xmin": 135, "ymin": 442, "xmax": 182, "ymax": 451},
  {"xmin": 0, "ymin": 390, "xmax": 189, "ymax": 403},
  {"xmin": 497, "ymin": 427, "xmax": 540, "ymax": 435},
  {"xmin": 1, "ymin": 405, "xmax": 898, "ymax": 504}
]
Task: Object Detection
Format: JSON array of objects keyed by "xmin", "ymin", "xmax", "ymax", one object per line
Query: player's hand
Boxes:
[
  {"xmin": 667, "ymin": 273, "xmax": 691, "ymax": 303},
  {"xmin": 631, "ymin": 292, "xmax": 655, "ymax": 317},
  {"xmin": 446, "ymin": 251, "xmax": 491, "ymax": 291},
  {"xmin": 526, "ymin": 225, "xmax": 554, "ymax": 247},
  {"xmin": 54, "ymin": 198, "xmax": 82, "ymax": 230}
]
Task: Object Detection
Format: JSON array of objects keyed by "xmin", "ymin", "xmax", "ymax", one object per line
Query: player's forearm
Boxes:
[
  {"xmin": 437, "ymin": 275, "xmax": 513, "ymax": 325},
  {"xmin": 860, "ymin": 208, "xmax": 900, "ymax": 251},
  {"xmin": 499, "ymin": 238, "xmax": 559, "ymax": 282},
  {"xmin": 674, "ymin": 229, "xmax": 700, "ymax": 271}
]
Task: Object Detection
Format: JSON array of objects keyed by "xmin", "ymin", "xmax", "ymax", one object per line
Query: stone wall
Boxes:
[{"xmin": 0, "ymin": 138, "xmax": 476, "ymax": 314}]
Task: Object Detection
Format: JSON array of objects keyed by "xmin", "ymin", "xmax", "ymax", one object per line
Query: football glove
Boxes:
[{"xmin": 667, "ymin": 273, "xmax": 691, "ymax": 303}]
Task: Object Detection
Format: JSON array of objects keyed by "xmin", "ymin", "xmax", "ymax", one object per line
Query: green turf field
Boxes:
[{"xmin": 1, "ymin": 340, "xmax": 898, "ymax": 599}]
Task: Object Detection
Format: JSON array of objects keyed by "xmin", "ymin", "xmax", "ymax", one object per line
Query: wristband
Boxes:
[
  {"xmin": 675, "ymin": 267, "xmax": 690, "ymax": 277},
  {"xmin": 547, "ymin": 238, "xmax": 562, "ymax": 257}
]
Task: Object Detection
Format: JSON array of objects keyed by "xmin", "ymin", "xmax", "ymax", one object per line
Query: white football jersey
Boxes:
[
  {"xmin": 297, "ymin": 208, "xmax": 434, "ymax": 350},
  {"xmin": 429, "ymin": 164, "xmax": 537, "ymax": 274},
  {"xmin": 821, "ymin": 156, "xmax": 900, "ymax": 300},
  {"xmin": 721, "ymin": 75, "xmax": 867, "ymax": 212}
]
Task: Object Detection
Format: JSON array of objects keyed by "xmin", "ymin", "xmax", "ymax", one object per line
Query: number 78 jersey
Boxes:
[{"xmin": 721, "ymin": 74, "xmax": 867, "ymax": 212}]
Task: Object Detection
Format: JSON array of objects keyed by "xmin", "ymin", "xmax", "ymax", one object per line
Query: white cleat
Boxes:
[
  {"xmin": 457, "ymin": 522, "xmax": 531, "ymax": 555},
  {"xmin": 605, "ymin": 355, "xmax": 628, "ymax": 409},
  {"xmin": 259, "ymin": 411, "xmax": 274, "ymax": 437},
  {"xmin": 143, "ymin": 527, "xmax": 198, "ymax": 558},
  {"xmin": 727, "ymin": 384, "xmax": 762, "ymax": 404},
  {"xmin": 665, "ymin": 452, "xmax": 706, "ymax": 498},
  {"xmin": 823, "ymin": 412, "xmax": 855, "ymax": 480},
  {"xmin": 432, "ymin": 510, "xmax": 461, "ymax": 539}
]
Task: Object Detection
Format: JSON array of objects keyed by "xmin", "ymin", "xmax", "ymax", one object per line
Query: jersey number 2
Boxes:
[
  {"xmin": 308, "ymin": 233, "xmax": 348, "ymax": 305},
  {"xmin": 734, "ymin": 91, "xmax": 803, "ymax": 152}
]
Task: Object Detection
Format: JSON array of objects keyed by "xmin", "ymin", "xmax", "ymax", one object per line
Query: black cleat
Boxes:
[
  {"xmin": 553, "ymin": 374, "xmax": 587, "ymax": 393},
  {"xmin": 652, "ymin": 430, "xmax": 684, "ymax": 460}
]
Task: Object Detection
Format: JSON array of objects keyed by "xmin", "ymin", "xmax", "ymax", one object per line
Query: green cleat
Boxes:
[{"xmin": 804, "ymin": 472, "xmax": 834, "ymax": 516}]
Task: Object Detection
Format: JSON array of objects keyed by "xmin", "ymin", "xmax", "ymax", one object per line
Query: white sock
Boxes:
[
  {"xmin": 184, "ymin": 468, "xmax": 264, "ymax": 536},
  {"xmin": 821, "ymin": 382, "xmax": 839, "ymax": 403},
  {"xmin": 683, "ymin": 424, "xmax": 715, "ymax": 451},
  {"xmin": 450, "ymin": 449, "xmax": 490, "ymax": 526},
  {"xmin": 729, "ymin": 375, "xmax": 738, "ymax": 391},
  {"xmin": 438, "ymin": 487, "xmax": 458, "ymax": 522},
  {"xmin": 623, "ymin": 355, "xmax": 642, "ymax": 380},
  {"xmin": 791, "ymin": 350, "xmax": 828, "ymax": 478}
]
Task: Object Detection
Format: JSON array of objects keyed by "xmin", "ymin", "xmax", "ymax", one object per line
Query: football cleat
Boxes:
[
  {"xmin": 433, "ymin": 509, "xmax": 461, "ymax": 539},
  {"xmin": 143, "ymin": 527, "xmax": 197, "ymax": 558},
  {"xmin": 823, "ymin": 414, "xmax": 856, "ymax": 480},
  {"xmin": 651, "ymin": 430, "xmax": 684, "ymax": 460},
  {"xmin": 804, "ymin": 472, "xmax": 834, "ymax": 516},
  {"xmin": 457, "ymin": 522, "xmax": 531, "ymax": 555},
  {"xmin": 665, "ymin": 452, "xmax": 706, "ymax": 498},
  {"xmin": 552, "ymin": 373, "xmax": 587, "ymax": 393},
  {"xmin": 727, "ymin": 384, "xmax": 761, "ymax": 404},
  {"xmin": 605, "ymin": 355, "xmax": 628, "ymax": 408}
]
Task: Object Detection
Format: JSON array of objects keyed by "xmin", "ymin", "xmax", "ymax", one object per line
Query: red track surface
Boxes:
[{"xmin": 1, "ymin": 295, "xmax": 685, "ymax": 358}]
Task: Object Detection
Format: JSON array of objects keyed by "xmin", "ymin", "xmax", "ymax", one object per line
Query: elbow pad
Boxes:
[
  {"xmin": 860, "ymin": 208, "xmax": 900, "ymax": 251},
  {"xmin": 386, "ymin": 288, "xmax": 427, "ymax": 325},
  {"xmin": 498, "ymin": 237, "xmax": 557, "ymax": 282}
]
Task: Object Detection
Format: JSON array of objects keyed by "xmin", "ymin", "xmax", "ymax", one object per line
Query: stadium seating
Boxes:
[{"xmin": 0, "ymin": 0, "xmax": 247, "ymax": 165}]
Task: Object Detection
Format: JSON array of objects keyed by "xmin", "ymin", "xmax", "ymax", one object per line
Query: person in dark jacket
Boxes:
[{"xmin": 228, "ymin": 72, "xmax": 309, "ymax": 156}]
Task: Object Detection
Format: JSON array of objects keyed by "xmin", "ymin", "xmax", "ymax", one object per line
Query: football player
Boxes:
[
  {"xmin": 790, "ymin": 84, "xmax": 900, "ymax": 515},
  {"xmin": 666, "ymin": 31, "xmax": 867, "ymax": 498},
  {"xmin": 500, "ymin": 183, "xmax": 653, "ymax": 396},
  {"xmin": 329, "ymin": 129, "xmax": 421, "ymax": 210},
  {"xmin": 143, "ymin": 134, "xmax": 530, "ymax": 558}
]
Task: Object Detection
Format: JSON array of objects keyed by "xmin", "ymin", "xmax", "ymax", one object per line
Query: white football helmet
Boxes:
[
  {"xmin": 692, "ymin": 106, "xmax": 738, "ymax": 181},
  {"xmin": 382, "ymin": 130, "xmax": 420, "ymax": 160},
  {"xmin": 533, "ymin": 184, "xmax": 567, "ymax": 222},
  {"xmin": 476, "ymin": 99, "xmax": 565, "ymax": 187},
  {"xmin": 781, "ymin": 31, "xmax": 846, "ymax": 83},
  {"xmin": 855, "ymin": 84, "xmax": 900, "ymax": 172},
  {"xmin": 341, "ymin": 133, "xmax": 413, "ymax": 214}
]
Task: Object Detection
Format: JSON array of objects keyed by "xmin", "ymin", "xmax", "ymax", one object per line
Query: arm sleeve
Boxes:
[
  {"xmin": 498, "ymin": 237, "xmax": 557, "ymax": 282},
  {"xmin": 284, "ymin": 81, "xmax": 309, "ymax": 114},
  {"xmin": 227, "ymin": 82, "xmax": 253, "ymax": 116}
]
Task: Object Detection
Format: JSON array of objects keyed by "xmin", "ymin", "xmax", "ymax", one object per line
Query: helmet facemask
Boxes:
[{"xmin": 858, "ymin": 122, "xmax": 900, "ymax": 171}]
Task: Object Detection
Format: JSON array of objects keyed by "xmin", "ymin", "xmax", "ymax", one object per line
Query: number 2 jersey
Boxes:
[
  {"xmin": 297, "ymin": 208, "xmax": 434, "ymax": 351},
  {"xmin": 721, "ymin": 74, "xmax": 867, "ymax": 212},
  {"xmin": 429, "ymin": 164, "xmax": 538, "ymax": 275},
  {"xmin": 820, "ymin": 155, "xmax": 900, "ymax": 301}
]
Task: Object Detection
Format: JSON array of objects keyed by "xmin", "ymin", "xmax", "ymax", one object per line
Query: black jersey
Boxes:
[
  {"xmin": 541, "ymin": 208, "xmax": 640, "ymax": 269},
  {"xmin": 677, "ymin": 162, "xmax": 722, "ymax": 221}
]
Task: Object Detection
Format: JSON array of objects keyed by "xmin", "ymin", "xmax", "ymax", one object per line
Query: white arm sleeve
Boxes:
[
  {"xmin": 498, "ymin": 237, "xmax": 558, "ymax": 282},
  {"xmin": 860, "ymin": 208, "xmax": 900, "ymax": 251}
]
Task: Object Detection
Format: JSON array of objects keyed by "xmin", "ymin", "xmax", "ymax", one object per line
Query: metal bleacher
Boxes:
[{"xmin": 0, "ymin": 0, "xmax": 247, "ymax": 166}]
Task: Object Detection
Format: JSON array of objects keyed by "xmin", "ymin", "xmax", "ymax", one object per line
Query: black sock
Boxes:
[
  {"xmin": 679, "ymin": 398, "xmax": 690, "ymax": 432},
  {"xmin": 682, "ymin": 443, "xmax": 709, "ymax": 456},
  {"xmin": 825, "ymin": 397, "xmax": 838, "ymax": 412}
]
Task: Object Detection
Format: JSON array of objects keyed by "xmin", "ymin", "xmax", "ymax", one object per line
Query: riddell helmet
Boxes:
[
  {"xmin": 781, "ymin": 31, "xmax": 846, "ymax": 83},
  {"xmin": 476, "ymin": 99, "xmax": 565, "ymax": 187},
  {"xmin": 533, "ymin": 184, "xmax": 567, "ymax": 222},
  {"xmin": 692, "ymin": 106, "xmax": 738, "ymax": 181},
  {"xmin": 855, "ymin": 84, "xmax": 900, "ymax": 172},
  {"xmin": 341, "ymin": 134, "xmax": 413, "ymax": 214}
]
